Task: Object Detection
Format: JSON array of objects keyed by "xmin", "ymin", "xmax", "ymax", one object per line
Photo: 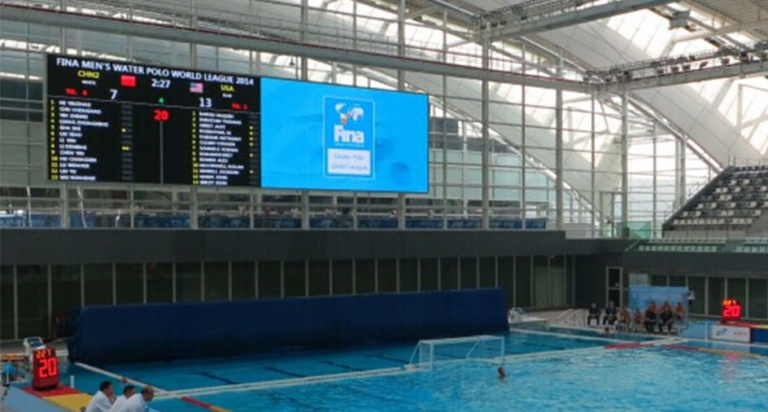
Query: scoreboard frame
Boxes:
[{"xmin": 45, "ymin": 53, "xmax": 261, "ymax": 188}]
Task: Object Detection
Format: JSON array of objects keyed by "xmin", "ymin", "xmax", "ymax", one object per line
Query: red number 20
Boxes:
[
  {"xmin": 38, "ymin": 358, "xmax": 58, "ymax": 378},
  {"xmin": 724, "ymin": 304, "xmax": 741, "ymax": 319}
]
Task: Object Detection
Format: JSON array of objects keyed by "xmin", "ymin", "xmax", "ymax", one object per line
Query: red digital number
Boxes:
[
  {"xmin": 38, "ymin": 358, "xmax": 58, "ymax": 378},
  {"xmin": 153, "ymin": 109, "xmax": 170, "ymax": 122},
  {"xmin": 722, "ymin": 299, "xmax": 742, "ymax": 321}
]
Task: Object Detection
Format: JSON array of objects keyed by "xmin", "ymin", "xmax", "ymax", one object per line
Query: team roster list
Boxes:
[{"xmin": 47, "ymin": 55, "xmax": 260, "ymax": 187}]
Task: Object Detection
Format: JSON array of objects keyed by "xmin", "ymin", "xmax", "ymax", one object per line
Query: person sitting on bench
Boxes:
[
  {"xmin": 644, "ymin": 302, "xmax": 658, "ymax": 333},
  {"xmin": 659, "ymin": 303, "xmax": 675, "ymax": 334},
  {"xmin": 603, "ymin": 300, "xmax": 618, "ymax": 325},
  {"xmin": 587, "ymin": 302, "xmax": 601, "ymax": 326},
  {"xmin": 616, "ymin": 307, "xmax": 630, "ymax": 331}
]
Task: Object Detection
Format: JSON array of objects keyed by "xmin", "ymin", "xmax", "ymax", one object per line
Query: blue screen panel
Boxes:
[{"xmin": 260, "ymin": 78, "xmax": 428, "ymax": 192}]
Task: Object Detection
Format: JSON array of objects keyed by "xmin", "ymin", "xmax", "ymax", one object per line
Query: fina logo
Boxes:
[
  {"xmin": 715, "ymin": 328, "xmax": 727, "ymax": 336},
  {"xmin": 333, "ymin": 102, "xmax": 365, "ymax": 145}
]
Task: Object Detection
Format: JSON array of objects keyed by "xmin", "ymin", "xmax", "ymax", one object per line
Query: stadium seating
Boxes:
[{"xmin": 664, "ymin": 165, "xmax": 768, "ymax": 237}]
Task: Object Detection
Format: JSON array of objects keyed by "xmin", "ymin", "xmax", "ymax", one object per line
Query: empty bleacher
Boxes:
[
  {"xmin": 637, "ymin": 238, "xmax": 726, "ymax": 253},
  {"xmin": 664, "ymin": 165, "xmax": 768, "ymax": 237},
  {"xmin": 735, "ymin": 238, "xmax": 768, "ymax": 253}
]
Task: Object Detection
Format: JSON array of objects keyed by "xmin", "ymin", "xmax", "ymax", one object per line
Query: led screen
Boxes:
[{"xmin": 260, "ymin": 78, "xmax": 428, "ymax": 192}]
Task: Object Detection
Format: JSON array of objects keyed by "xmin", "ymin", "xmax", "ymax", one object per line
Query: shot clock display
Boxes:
[
  {"xmin": 47, "ymin": 54, "xmax": 260, "ymax": 187},
  {"xmin": 32, "ymin": 347, "xmax": 60, "ymax": 390},
  {"xmin": 721, "ymin": 299, "xmax": 743, "ymax": 322}
]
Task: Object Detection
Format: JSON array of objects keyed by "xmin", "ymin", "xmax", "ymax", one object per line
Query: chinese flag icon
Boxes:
[{"xmin": 120, "ymin": 75, "xmax": 137, "ymax": 87}]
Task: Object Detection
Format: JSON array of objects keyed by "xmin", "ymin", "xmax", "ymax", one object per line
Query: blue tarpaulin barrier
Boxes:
[{"xmin": 68, "ymin": 289, "xmax": 508, "ymax": 364}]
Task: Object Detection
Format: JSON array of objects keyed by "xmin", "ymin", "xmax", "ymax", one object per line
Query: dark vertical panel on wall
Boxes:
[
  {"xmin": 399, "ymin": 259, "xmax": 418, "ymax": 292},
  {"xmin": 84, "ymin": 264, "xmax": 113, "ymax": 306},
  {"xmin": 420, "ymin": 258, "xmax": 438, "ymax": 291},
  {"xmin": 498, "ymin": 257, "xmax": 514, "ymax": 308},
  {"xmin": 355, "ymin": 260, "xmax": 375, "ymax": 295},
  {"xmin": 309, "ymin": 261, "xmax": 330, "ymax": 297},
  {"xmin": 176, "ymin": 263, "xmax": 202, "ymax": 302},
  {"xmin": 479, "ymin": 257, "xmax": 495, "ymax": 288},
  {"xmin": 231, "ymin": 262, "xmax": 255, "ymax": 300},
  {"xmin": 51, "ymin": 265, "xmax": 81, "ymax": 314},
  {"xmin": 460, "ymin": 257, "xmax": 477, "ymax": 289},
  {"xmin": 688, "ymin": 276, "xmax": 705, "ymax": 315},
  {"xmin": 1, "ymin": 266, "xmax": 15, "ymax": 340},
  {"xmin": 515, "ymin": 256, "xmax": 531, "ymax": 308},
  {"xmin": 573, "ymin": 256, "xmax": 606, "ymax": 307},
  {"xmin": 727, "ymin": 278, "xmax": 746, "ymax": 307},
  {"xmin": 440, "ymin": 258, "xmax": 458, "ymax": 290},
  {"xmin": 708, "ymin": 277, "xmax": 724, "ymax": 316},
  {"xmin": 332, "ymin": 260, "xmax": 353, "ymax": 296},
  {"xmin": 378, "ymin": 259, "xmax": 397, "ymax": 293},
  {"xmin": 17, "ymin": 265, "xmax": 47, "ymax": 338},
  {"xmin": 203, "ymin": 263, "xmax": 228, "ymax": 302},
  {"xmin": 533, "ymin": 256, "xmax": 549, "ymax": 308},
  {"xmin": 749, "ymin": 279, "xmax": 767, "ymax": 319},
  {"xmin": 258, "ymin": 261, "xmax": 281, "ymax": 298},
  {"xmin": 146, "ymin": 263, "xmax": 172, "ymax": 303},
  {"xmin": 566, "ymin": 256, "xmax": 574, "ymax": 306},
  {"xmin": 651, "ymin": 275, "xmax": 668, "ymax": 286},
  {"xmin": 669, "ymin": 276, "xmax": 686, "ymax": 287},
  {"xmin": 283, "ymin": 261, "xmax": 306, "ymax": 298},
  {"xmin": 116, "ymin": 264, "xmax": 143, "ymax": 305}
]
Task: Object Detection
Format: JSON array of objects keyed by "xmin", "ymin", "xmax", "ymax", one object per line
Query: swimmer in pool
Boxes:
[{"xmin": 497, "ymin": 366, "xmax": 507, "ymax": 380}]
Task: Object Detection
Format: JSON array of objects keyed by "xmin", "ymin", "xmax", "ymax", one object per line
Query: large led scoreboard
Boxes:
[
  {"xmin": 47, "ymin": 54, "xmax": 429, "ymax": 192},
  {"xmin": 47, "ymin": 55, "xmax": 260, "ymax": 187}
]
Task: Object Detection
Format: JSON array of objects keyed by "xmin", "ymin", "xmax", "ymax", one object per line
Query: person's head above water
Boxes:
[{"xmin": 497, "ymin": 366, "xmax": 506, "ymax": 379}]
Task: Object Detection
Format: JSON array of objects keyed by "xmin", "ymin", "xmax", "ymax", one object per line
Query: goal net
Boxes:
[{"xmin": 408, "ymin": 335, "xmax": 505, "ymax": 370}]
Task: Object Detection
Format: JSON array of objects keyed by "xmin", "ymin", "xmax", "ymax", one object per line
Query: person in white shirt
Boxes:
[
  {"xmin": 108, "ymin": 385, "xmax": 136, "ymax": 412},
  {"xmin": 117, "ymin": 386, "xmax": 154, "ymax": 412},
  {"xmin": 85, "ymin": 381, "xmax": 115, "ymax": 412}
]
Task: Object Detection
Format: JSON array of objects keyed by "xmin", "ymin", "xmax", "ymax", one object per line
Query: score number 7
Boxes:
[{"xmin": 110, "ymin": 89, "xmax": 118, "ymax": 100}]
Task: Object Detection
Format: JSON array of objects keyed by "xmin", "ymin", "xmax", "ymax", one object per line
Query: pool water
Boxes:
[{"xmin": 62, "ymin": 331, "xmax": 768, "ymax": 412}]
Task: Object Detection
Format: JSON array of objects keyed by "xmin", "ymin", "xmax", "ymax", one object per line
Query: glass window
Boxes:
[
  {"xmin": 550, "ymin": 256, "xmax": 566, "ymax": 308},
  {"xmin": 687, "ymin": 276, "xmax": 705, "ymax": 315},
  {"xmin": 284, "ymin": 261, "xmax": 306, "ymax": 298},
  {"xmin": 708, "ymin": 277, "xmax": 724, "ymax": 316},
  {"xmin": 232, "ymin": 262, "xmax": 255, "ymax": 300},
  {"xmin": 650, "ymin": 275, "xmax": 668, "ymax": 286},
  {"xmin": 669, "ymin": 276, "xmax": 686, "ymax": 287},
  {"xmin": 355, "ymin": 260, "xmax": 375, "ymax": 295},
  {"xmin": 204, "ymin": 263, "xmax": 229, "ymax": 302},
  {"xmin": 498, "ymin": 257, "xmax": 514, "ymax": 307},
  {"xmin": 331, "ymin": 260, "xmax": 353, "ymax": 296},
  {"xmin": 607, "ymin": 268, "xmax": 621, "ymax": 289},
  {"xmin": 377, "ymin": 259, "xmax": 397, "ymax": 293},
  {"xmin": 17, "ymin": 265, "xmax": 47, "ymax": 338},
  {"xmin": 460, "ymin": 257, "xmax": 477, "ymax": 289},
  {"xmin": 84, "ymin": 264, "xmax": 113, "ymax": 306},
  {"xmin": 398, "ymin": 259, "xmax": 418, "ymax": 292},
  {"xmin": 749, "ymin": 279, "xmax": 767, "ymax": 320},
  {"xmin": 533, "ymin": 256, "xmax": 549, "ymax": 308},
  {"xmin": 146, "ymin": 263, "xmax": 172, "ymax": 303},
  {"xmin": 420, "ymin": 258, "xmax": 438, "ymax": 292},
  {"xmin": 116, "ymin": 264, "xmax": 143, "ymax": 305},
  {"xmin": 176, "ymin": 263, "xmax": 202, "ymax": 302},
  {"xmin": 1, "ymin": 266, "xmax": 14, "ymax": 340},
  {"xmin": 479, "ymin": 257, "xmax": 495, "ymax": 288},
  {"xmin": 727, "ymin": 278, "xmax": 747, "ymax": 306},
  {"xmin": 308, "ymin": 261, "xmax": 330, "ymax": 296},
  {"xmin": 51, "ymin": 265, "xmax": 81, "ymax": 314},
  {"xmin": 440, "ymin": 258, "xmax": 458, "ymax": 290},
  {"xmin": 258, "ymin": 261, "xmax": 282, "ymax": 298},
  {"xmin": 515, "ymin": 256, "xmax": 531, "ymax": 308}
]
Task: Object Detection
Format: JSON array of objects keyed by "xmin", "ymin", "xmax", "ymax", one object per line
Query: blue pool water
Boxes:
[{"xmin": 61, "ymin": 331, "xmax": 768, "ymax": 412}]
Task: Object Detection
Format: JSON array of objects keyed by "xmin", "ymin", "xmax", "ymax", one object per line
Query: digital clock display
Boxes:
[
  {"xmin": 722, "ymin": 299, "xmax": 743, "ymax": 322},
  {"xmin": 32, "ymin": 347, "xmax": 60, "ymax": 390}
]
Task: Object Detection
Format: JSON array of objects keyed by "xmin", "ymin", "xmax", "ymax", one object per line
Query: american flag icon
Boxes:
[{"xmin": 189, "ymin": 82, "xmax": 204, "ymax": 93}]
